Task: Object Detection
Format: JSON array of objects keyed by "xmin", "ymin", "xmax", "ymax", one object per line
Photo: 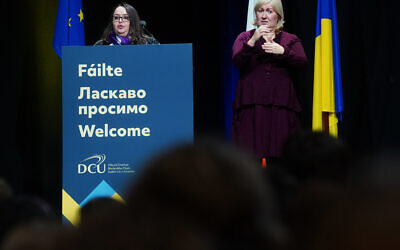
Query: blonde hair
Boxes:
[{"xmin": 253, "ymin": 0, "xmax": 285, "ymax": 32}]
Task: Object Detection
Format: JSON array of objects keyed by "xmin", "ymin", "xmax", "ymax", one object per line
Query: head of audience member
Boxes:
[
  {"xmin": 0, "ymin": 195, "xmax": 55, "ymax": 245},
  {"xmin": 0, "ymin": 221, "xmax": 67, "ymax": 250},
  {"xmin": 79, "ymin": 196, "xmax": 126, "ymax": 229},
  {"xmin": 291, "ymin": 152, "xmax": 400, "ymax": 250},
  {"xmin": 265, "ymin": 130, "xmax": 353, "ymax": 229},
  {"xmin": 64, "ymin": 196, "xmax": 132, "ymax": 250},
  {"xmin": 278, "ymin": 130, "xmax": 353, "ymax": 184},
  {"xmin": 126, "ymin": 138, "xmax": 287, "ymax": 250},
  {"xmin": 101, "ymin": 2, "xmax": 147, "ymax": 44}
]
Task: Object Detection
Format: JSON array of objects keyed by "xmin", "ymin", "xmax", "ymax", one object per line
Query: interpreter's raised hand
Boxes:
[
  {"xmin": 247, "ymin": 25, "xmax": 274, "ymax": 47},
  {"xmin": 262, "ymin": 41, "xmax": 285, "ymax": 55}
]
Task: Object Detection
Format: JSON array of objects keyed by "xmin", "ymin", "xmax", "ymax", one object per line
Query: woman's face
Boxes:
[
  {"xmin": 112, "ymin": 6, "xmax": 130, "ymax": 37},
  {"xmin": 256, "ymin": 3, "xmax": 279, "ymax": 28}
]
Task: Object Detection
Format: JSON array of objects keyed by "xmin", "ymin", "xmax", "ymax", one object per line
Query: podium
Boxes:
[{"xmin": 62, "ymin": 44, "xmax": 193, "ymax": 225}]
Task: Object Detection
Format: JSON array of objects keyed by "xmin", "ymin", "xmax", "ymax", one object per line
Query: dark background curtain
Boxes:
[{"xmin": 1, "ymin": 0, "xmax": 399, "ymax": 213}]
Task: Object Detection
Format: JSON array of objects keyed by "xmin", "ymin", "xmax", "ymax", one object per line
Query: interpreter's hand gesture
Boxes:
[
  {"xmin": 247, "ymin": 25, "xmax": 274, "ymax": 47},
  {"xmin": 262, "ymin": 41, "xmax": 285, "ymax": 55}
]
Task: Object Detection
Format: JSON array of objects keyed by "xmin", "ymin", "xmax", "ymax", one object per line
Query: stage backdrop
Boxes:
[{"xmin": 62, "ymin": 44, "xmax": 193, "ymax": 225}]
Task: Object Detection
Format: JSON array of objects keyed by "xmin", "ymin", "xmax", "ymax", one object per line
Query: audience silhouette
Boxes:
[{"xmin": 1, "ymin": 134, "xmax": 399, "ymax": 250}]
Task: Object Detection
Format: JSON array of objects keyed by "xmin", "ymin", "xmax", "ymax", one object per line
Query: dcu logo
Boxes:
[{"xmin": 78, "ymin": 154, "xmax": 106, "ymax": 174}]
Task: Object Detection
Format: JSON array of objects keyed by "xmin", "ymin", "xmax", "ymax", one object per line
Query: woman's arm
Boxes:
[
  {"xmin": 232, "ymin": 32, "xmax": 260, "ymax": 70},
  {"xmin": 271, "ymin": 36, "xmax": 308, "ymax": 68}
]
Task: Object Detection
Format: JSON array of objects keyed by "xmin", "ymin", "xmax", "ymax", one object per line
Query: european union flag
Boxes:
[
  {"xmin": 312, "ymin": 0, "xmax": 343, "ymax": 137},
  {"xmin": 53, "ymin": 0, "xmax": 85, "ymax": 57}
]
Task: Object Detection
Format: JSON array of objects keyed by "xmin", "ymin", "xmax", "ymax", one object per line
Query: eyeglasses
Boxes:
[{"xmin": 113, "ymin": 15, "xmax": 130, "ymax": 22}]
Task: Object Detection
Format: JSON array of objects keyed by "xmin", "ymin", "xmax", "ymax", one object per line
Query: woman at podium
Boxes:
[
  {"xmin": 231, "ymin": 0, "xmax": 307, "ymax": 164},
  {"xmin": 95, "ymin": 3, "xmax": 158, "ymax": 45}
]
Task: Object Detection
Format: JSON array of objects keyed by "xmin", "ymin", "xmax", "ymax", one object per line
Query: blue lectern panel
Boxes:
[{"xmin": 62, "ymin": 44, "xmax": 193, "ymax": 223}]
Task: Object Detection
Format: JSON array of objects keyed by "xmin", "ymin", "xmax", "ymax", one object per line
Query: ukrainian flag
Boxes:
[
  {"xmin": 53, "ymin": 0, "xmax": 85, "ymax": 57},
  {"xmin": 312, "ymin": 0, "xmax": 343, "ymax": 137}
]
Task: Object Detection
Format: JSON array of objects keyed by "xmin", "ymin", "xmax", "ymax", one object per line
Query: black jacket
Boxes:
[{"xmin": 94, "ymin": 36, "xmax": 159, "ymax": 46}]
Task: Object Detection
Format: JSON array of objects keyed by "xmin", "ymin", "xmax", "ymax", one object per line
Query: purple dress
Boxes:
[{"xmin": 231, "ymin": 29, "xmax": 307, "ymax": 158}]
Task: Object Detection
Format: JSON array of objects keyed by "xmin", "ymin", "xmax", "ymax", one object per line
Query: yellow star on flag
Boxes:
[{"xmin": 78, "ymin": 9, "xmax": 84, "ymax": 22}]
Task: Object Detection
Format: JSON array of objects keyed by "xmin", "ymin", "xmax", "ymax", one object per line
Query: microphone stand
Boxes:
[{"xmin": 140, "ymin": 20, "xmax": 155, "ymax": 39}]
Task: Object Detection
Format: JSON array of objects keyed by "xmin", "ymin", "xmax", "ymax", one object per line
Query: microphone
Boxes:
[
  {"xmin": 139, "ymin": 20, "xmax": 155, "ymax": 38},
  {"xmin": 139, "ymin": 20, "xmax": 147, "ymax": 28}
]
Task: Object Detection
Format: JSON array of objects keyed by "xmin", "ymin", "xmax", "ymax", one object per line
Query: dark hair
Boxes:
[
  {"xmin": 266, "ymin": 130, "xmax": 353, "ymax": 229},
  {"xmin": 79, "ymin": 197, "xmax": 126, "ymax": 229},
  {"xmin": 0, "ymin": 195, "xmax": 55, "ymax": 244},
  {"xmin": 279, "ymin": 130, "xmax": 353, "ymax": 183},
  {"xmin": 126, "ymin": 138, "xmax": 287, "ymax": 250},
  {"xmin": 101, "ymin": 2, "xmax": 148, "ymax": 44}
]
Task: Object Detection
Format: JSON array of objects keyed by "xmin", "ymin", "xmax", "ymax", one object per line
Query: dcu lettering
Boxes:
[{"xmin": 78, "ymin": 154, "xmax": 107, "ymax": 174}]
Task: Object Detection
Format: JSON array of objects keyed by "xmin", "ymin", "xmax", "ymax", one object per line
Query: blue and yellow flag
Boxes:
[
  {"xmin": 312, "ymin": 0, "xmax": 343, "ymax": 137},
  {"xmin": 53, "ymin": 0, "xmax": 85, "ymax": 57}
]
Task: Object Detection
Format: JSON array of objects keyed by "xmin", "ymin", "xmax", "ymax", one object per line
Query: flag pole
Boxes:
[{"xmin": 322, "ymin": 112, "xmax": 329, "ymax": 133}]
